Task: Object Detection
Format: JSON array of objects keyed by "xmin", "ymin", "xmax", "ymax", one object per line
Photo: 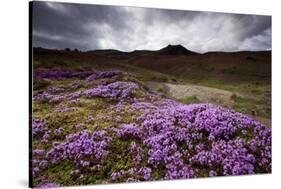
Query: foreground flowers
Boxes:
[{"xmin": 32, "ymin": 69, "xmax": 271, "ymax": 187}]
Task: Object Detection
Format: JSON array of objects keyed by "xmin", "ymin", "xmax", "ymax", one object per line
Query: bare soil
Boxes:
[{"xmin": 146, "ymin": 81, "xmax": 235, "ymax": 108}]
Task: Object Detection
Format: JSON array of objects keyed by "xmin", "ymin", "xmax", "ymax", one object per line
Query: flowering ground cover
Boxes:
[{"xmin": 32, "ymin": 69, "xmax": 271, "ymax": 188}]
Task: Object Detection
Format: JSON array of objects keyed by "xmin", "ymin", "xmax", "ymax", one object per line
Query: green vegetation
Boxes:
[
  {"xmin": 176, "ymin": 95, "xmax": 200, "ymax": 104},
  {"xmin": 231, "ymin": 93, "xmax": 271, "ymax": 126}
]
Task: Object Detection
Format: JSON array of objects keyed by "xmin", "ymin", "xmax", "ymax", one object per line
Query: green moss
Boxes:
[
  {"xmin": 33, "ymin": 102, "xmax": 54, "ymax": 116},
  {"xmin": 45, "ymin": 161, "xmax": 76, "ymax": 186},
  {"xmin": 103, "ymin": 139, "xmax": 133, "ymax": 172},
  {"xmin": 151, "ymin": 165, "xmax": 166, "ymax": 180}
]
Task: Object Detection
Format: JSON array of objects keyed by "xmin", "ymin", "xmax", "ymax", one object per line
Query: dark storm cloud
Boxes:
[
  {"xmin": 32, "ymin": 1, "xmax": 271, "ymax": 52},
  {"xmin": 32, "ymin": 2, "xmax": 131, "ymax": 50}
]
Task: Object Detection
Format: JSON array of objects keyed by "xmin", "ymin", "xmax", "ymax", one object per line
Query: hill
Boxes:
[{"xmin": 157, "ymin": 44, "xmax": 198, "ymax": 55}]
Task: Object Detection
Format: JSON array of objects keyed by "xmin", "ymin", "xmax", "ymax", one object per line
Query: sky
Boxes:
[{"xmin": 32, "ymin": 1, "xmax": 272, "ymax": 53}]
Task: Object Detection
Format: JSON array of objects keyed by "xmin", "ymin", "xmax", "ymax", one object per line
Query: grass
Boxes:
[
  {"xmin": 33, "ymin": 79, "xmax": 52, "ymax": 90},
  {"xmin": 222, "ymin": 66, "xmax": 270, "ymax": 78},
  {"xmin": 230, "ymin": 93, "xmax": 271, "ymax": 126},
  {"xmin": 155, "ymin": 83, "xmax": 168, "ymax": 94},
  {"xmin": 176, "ymin": 95, "xmax": 200, "ymax": 104}
]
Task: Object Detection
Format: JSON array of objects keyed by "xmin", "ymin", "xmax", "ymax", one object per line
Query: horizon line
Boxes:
[{"xmin": 32, "ymin": 46, "xmax": 272, "ymax": 54}]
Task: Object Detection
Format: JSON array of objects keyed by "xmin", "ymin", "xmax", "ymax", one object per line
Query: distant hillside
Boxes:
[
  {"xmin": 87, "ymin": 49, "xmax": 124, "ymax": 57},
  {"xmin": 86, "ymin": 44, "xmax": 198, "ymax": 58},
  {"xmin": 33, "ymin": 46, "xmax": 271, "ymax": 84},
  {"xmin": 157, "ymin": 44, "xmax": 198, "ymax": 55}
]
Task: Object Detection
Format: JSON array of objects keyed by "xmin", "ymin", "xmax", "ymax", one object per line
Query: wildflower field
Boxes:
[{"xmin": 32, "ymin": 67, "xmax": 271, "ymax": 188}]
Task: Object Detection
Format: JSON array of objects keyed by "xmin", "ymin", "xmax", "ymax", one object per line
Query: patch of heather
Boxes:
[
  {"xmin": 34, "ymin": 70, "xmax": 94, "ymax": 80},
  {"xmin": 85, "ymin": 70, "xmax": 124, "ymax": 83},
  {"xmin": 33, "ymin": 92, "xmax": 64, "ymax": 104},
  {"xmin": 69, "ymin": 81, "xmax": 82, "ymax": 89},
  {"xmin": 35, "ymin": 182, "xmax": 60, "ymax": 189},
  {"xmin": 54, "ymin": 105, "xmax": 79, "ymax": 113},
  {"xmin": 66, "ymin": 91, "xmax": 81, "ymax": 100},
  {"xmin": 46, "ymin": 130, "xmax": 112, "ymax": 166},
  {"xmin": 84, "ymin": 81, "xmax": 139, "ymax": 100},
  {"xmin": 46, "ymin": 87, "xmax": 65, "ymax": 94},
  {"xmin": 32, "ymin": 119, "xmax": 48, "ymax": 137}
]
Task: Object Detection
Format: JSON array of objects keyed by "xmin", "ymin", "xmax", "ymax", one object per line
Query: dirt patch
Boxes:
[
  {"xmin": 165, "ymin": 83, "xmax": 234, "ymax": 107},
  {"xmin": 146, "ymin": 81, "xmax": 235, "ymax": 108}
]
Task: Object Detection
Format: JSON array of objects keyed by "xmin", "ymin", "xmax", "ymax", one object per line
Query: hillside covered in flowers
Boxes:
[{"xmin": 32, "ymin": 69, "xmax": 271, "ymax": 188}]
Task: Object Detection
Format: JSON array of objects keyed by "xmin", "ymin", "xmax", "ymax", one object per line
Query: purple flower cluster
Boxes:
[
  {"xmin": 33, "ymin": 92, "xmax": 64, "ymax": 104},
  {"xmin": 105, "ymin": 102, "xmax": 271, "ymax": 179},
  {"xmin": 54, "ymin": 127, "xmax": 64, "ymax": 135},
  {"xmin": 110, "ymin": 166, "xmax": 152, "ymax": 182},
  {"xmin": 34, "ymin": 91, "xmax": 81, "ymax": 104},
  {"xmin": 85, "ymin": 70, "xmax": 123, "ymax": 83},
  {"xmin": 138, "ymin": 103, "xmax": 271, "ymax": 177},
  {"xmin": 34, "ymin": 70, "xmax": 94, "ymax": 80},
  {"xmin": 66, "ymin": 91, "xmax": 81, "ymax": 100},
  {"xmin": 75, "ymin": 123, "xmax": 86, "ymax": 130},
  {"xmin": 86, "ymin": 115, "xmax": 94, "ymax": 123},
  {"xmin": 54, "ymin": 106, "xmax": 78, "ymax": 113},
  {"xmin": 32, "ymin": 118, "xmax": 54, "ymax": 145},
  {"xmin": 33, "ymin": 149, "xmax": 45, "ymax": 156},
  {"xmin": 35, "ymin": 182, "xmax": 60, "ymax": 188},
  {"xmin": 115, "ymin": 123, "xmax": 142, "ymax": 139},
  {"xmin": 46, "ymin": 87, "xmax": 65, "ymax": 94},
  {"xmin": 191, "ymin": 139, "xmax": 256, "ymax": 175},
  {"xmin": 85, "ymin": 81, "xmax": 139, "ymax": 100},
  {"xmin": 32, "ymin": 149, "xmax": 48, "ymax": 177},
  {"xmin": 129, "ymin": 142, "xmax": 144, "ymax": 166},
  {"xmin": 69, "ymin": 81, "xmax": 81, "ymax": 89},
  {"xmin": 136, "ymin": 166, "xmax": 152, "ymax": 180},
  {"xmin": 46, "ymin": 130, "xmax": 112, "ymax": 167},
  {"xmin": 48, "ymin": 95, "xmax": 64, "ymax": 104},
  {"xmin": 32, "ymin": 119, "xmax": 48, "ymax": 137}
]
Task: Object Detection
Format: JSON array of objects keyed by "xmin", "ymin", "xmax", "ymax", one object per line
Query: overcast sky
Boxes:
[{"xmin": 32, "ymin": 1, "xmax": 272, "ymax": 53}]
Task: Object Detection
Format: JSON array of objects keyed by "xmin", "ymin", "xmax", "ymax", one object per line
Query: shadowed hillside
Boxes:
[
  {"xmin": 157, "ymin": 44, "xmax": 198, "ymax": 55},
  {"xmin": 34, "ymin": 46, "xmax": 271, "ymax": 83}
]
